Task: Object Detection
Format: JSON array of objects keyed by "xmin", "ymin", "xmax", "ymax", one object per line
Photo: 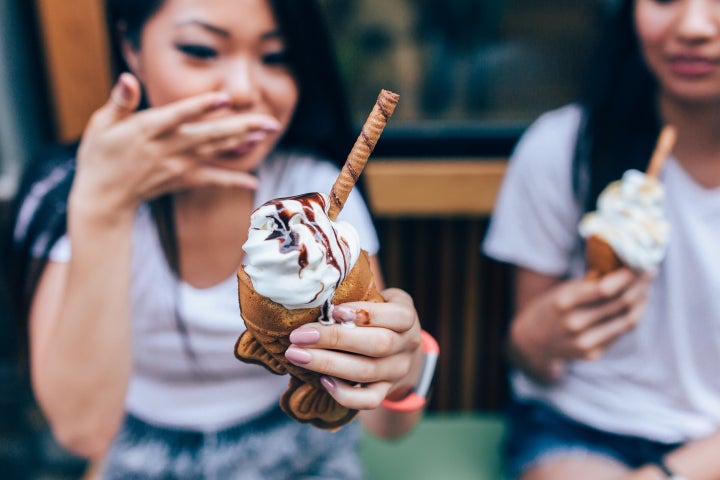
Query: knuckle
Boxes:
[
  {"xmin": 371, "ymin": 331, "xmax": 395, "ymax": 357},
  {"xmin": 553, "ymin": 292, "xmax": 573, "ymax": 312},
  {"xmin": 315, "ymin": 356, "xmax": 333, "ymax": 375},
  {"xmin": 563, "ymin": 315, "xmax": 582, "ymax": 333},
  {"xmin": 406, "ymin": 330, "xmax": 421, "ymax": 353},
  {"xmin": 573, "ymin": 335, "xmax": 594, "ymax": 353},
  {"xmin": 365, "ymin": 391, "xmax": 386, "ymax": 410},
  {"xmin": 327, "ymin": 327, "xmax": 343, "ymax": 349},
  {"xmin": 355, "ymin": 362, "xmax": 378, "ymax": 383},
  {"xmin": 165, "ymin": 159, "xmax": 187, "ymax": 178},
  {"xmin": 394, "ymin": 355, "xmax": 412, "ymax": 380}
]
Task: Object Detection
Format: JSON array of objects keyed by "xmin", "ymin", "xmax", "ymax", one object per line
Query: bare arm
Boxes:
[
  {"xmin": 30, "ymin": 208, "xmax": 134, "ymax": 459},
  {"xmin": 28, "ymin": 74, "xmax": 263, "ymax": 458}
]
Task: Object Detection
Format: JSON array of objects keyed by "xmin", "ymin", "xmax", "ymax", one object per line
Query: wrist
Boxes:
[
  {"xmin": 69, "ymin": 187, "xmax": 136, "ymax": 229},
  {"xmin": 381, "ymin": 330, "xmax": 439, "ymax": 413}
]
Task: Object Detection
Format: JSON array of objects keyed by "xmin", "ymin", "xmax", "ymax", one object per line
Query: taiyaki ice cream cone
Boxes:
[
  {"xmin": 579, "ymin": 126, "xmax": 675, "ymax": 278},
  {"xmin": 235, "ymin": 90, "xmax": 398, "ymax": 429},
  {"xmin": 236, "ymin": 193, "xmax": 383, "ymax": 429}
]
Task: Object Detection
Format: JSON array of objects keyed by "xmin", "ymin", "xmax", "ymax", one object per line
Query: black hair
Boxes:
[{"xmin": 573, "ymin": 0, "xmax": 661, "ymax": 212}]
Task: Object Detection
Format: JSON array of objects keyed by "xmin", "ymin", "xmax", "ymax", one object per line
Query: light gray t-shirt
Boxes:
[
  {"xmin": 484, "ymin": 104, "xmax": 720, "ymax": 443},
  {"xmin": 50, "ymin": 151, "xmax": 379, "ymax": 430}
]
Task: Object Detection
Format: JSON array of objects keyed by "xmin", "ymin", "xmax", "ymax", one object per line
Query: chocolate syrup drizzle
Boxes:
[{"xmin": 252, "ymin": 193, "xmax": 353, "ymax": 322}]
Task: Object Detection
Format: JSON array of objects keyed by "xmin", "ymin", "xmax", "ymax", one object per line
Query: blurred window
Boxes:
[{"xmin": 322, "ymin": 0, "xmax": 611, "ymax": 154}]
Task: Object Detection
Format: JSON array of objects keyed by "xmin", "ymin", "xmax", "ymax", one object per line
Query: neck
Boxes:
[{"xmin": 172, "ymin": 187, "xmax": 255, "ymax": 288}]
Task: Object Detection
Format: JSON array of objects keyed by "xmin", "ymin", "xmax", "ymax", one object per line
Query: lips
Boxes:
[{"xmin": 667, "ymin": 55, "xmax": 719, "ymax": 76}]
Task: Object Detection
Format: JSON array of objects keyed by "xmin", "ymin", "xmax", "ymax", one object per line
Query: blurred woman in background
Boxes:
[{"xmin": 485, "ymin": 0, "xmax": 720, "ymax": 479}]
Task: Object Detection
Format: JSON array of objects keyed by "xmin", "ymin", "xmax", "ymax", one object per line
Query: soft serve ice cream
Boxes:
[
  {"xmin": 579, "ymin": 169, "xmax": 670, "ymax": 272},
  {"xmin": 243, "ymin": 192, "xmax": 360, "ymax": 315}
]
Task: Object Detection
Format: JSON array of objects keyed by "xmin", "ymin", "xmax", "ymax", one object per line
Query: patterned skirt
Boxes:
[{"xmin": 98, "ymin": 406, "xmax": 363, "ymax": 480}]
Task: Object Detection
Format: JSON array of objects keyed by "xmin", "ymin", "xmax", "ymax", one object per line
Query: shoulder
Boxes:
[
  {"xmin": 511, "ymin": 104, "xmax": 583, "ymax": 168},
  {"xmin": 503, "ymin": 104, "xmax": 584, "ymax": 189}
]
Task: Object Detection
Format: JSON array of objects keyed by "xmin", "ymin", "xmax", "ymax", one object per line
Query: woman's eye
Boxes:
[
  {"xmin": 263, "ymin": 51, "xmax": 288, "ymax": 66},
  {"xmin": 176, "ymin": 44, "xmax": 218, "ymax": 60}
]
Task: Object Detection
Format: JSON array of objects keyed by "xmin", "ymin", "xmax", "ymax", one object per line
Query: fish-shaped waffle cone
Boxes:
[
  {"xmin": 235, "ymin": 250, "xmax": 384, "ymax": 430},
  {"xmin": 585, "ymin": 234, "xmax": 623, "ymax": 280}
]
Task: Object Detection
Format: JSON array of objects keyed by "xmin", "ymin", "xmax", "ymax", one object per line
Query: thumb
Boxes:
[{"xmin": 98, "ymin": 72, "xmax": 142, "ymax": 126}]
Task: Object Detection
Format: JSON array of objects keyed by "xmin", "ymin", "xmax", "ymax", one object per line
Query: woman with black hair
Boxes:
[
  {"xmin": 484, "ymin": 0, "xmax": 720, "ymax": 479},
  {"xmin": 12, "ymin": 0, "xmax": 425, "ymax": 477}
]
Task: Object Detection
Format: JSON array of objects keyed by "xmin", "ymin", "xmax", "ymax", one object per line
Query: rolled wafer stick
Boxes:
[
  {"xmin": 646, "ymin": 125, "xmax": 677, "ymax": 178},
  {"xmin": 328, "ymin": 89, "xmax": 399, "ymax": 221}
]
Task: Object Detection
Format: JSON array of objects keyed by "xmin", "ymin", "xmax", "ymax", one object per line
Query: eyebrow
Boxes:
[{"xmin": 176, "ymin": 20, "xmax": 283, "ymax": 40}]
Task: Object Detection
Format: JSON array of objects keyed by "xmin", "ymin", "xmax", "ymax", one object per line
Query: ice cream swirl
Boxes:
[
  {"xmin": 243, "ymin": 192, "xmax": 360, "ymax": 310},
  {"xmin": 579, "ymin": 169, "xmax": 670, "ymax": 272}
]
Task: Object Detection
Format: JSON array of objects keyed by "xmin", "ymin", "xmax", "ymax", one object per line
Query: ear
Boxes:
[{"xmin": 120, "ymin": 37, "xmax": 144, "ymax": 80}]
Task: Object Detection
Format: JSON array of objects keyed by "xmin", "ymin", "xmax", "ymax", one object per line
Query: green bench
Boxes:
[{"xmin": 360, "ymin": 413, "xmax": 506, "ymax": 480}]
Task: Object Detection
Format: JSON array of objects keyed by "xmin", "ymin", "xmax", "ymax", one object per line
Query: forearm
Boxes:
[{"xmin": 31, "ymin": 202, "xmax": 135, "ymax": 458}]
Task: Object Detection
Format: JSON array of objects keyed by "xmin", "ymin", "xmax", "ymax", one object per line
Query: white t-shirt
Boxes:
[
  {"xmin": 484, "ymin": 104, "xmax": 720, "ymax": 443},
  {"xmin": 50, "ymin": 151, "xmax": 379, "ymax": 431}
]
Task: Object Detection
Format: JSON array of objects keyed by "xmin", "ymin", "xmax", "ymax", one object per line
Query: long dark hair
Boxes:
[{"xmin": 573, "ymin": 0, "xmax": 660, "ymax": 212}]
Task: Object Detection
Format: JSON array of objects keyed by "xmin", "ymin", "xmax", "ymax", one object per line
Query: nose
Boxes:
[
  {"xmin": 676, "ymin": 0, "xmax": 719, "ymax": 42},
  {"xmin": 223, "ymin": 58, "xmax": 261, "ymax": 109}
]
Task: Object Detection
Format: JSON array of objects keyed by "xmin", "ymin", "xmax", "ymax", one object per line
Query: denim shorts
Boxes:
[
  {"xmin": 503, "ymin": 399, "xmax": 682, "ymax": 480},
  {"xmin": 99, "ymin": 406, "xmax": 362, "ymax": 480}
]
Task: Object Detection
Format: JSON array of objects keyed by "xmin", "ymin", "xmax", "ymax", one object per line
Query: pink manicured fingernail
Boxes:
[
  {"xmin": 320, "ymin": 376, "xmax": 337, "ymax": 393},
  {"xmin": 285, "ymin": 346, "xmax": 312, "ymax": 365},
  {"xmin": 332, "ymin": 305, "xmax": 356, "ymax": 323},
  {"xmin": 289, "ymin": 327, "xmax": 320, "ymax": 346}
]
